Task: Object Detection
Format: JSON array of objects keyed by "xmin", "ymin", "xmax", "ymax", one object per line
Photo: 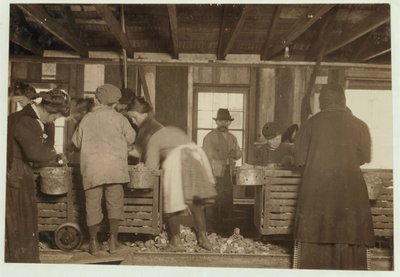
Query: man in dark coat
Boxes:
[{"xmin": 293, "ymin": 83, "xmax": 374, "ymax": 270}]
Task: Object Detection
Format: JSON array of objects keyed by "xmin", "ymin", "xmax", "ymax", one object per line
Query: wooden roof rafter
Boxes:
[
  {"xmin": 324, "ymin": 5, "xmax": 390, "ymax": 56},
  {"xmin": 265, "ymin": 4, "xmax": 335, "ymax": 60},
  {"xmin": 167, "ymin": 4, "xmax": 179, "ymax": 59},
  {"xmin": 17, "ymin": 4, "xmax": 89, "ymax": 57},
  {"xmin": 217, "ymin": 5, "xmax": 251, "ymax": 60},
  {"xmin": 9, "ymin": 32, "xmax": 44, "ymax": 56},
  {"xmin": 95, "ymin": 4, "xmax": 135, "ymax": 58},
  {"xmin": 260, "ymin": 5, "xmax": 282, "ymax": 61},
  {"xmin": 306, "ymin": 7, "xmax": 338, "ymax": 61}
]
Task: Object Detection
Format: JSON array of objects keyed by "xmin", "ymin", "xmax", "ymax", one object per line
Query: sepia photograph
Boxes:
[{"xmin": 0, "ymin": 0, "xmax": 398, "ymax": 276}]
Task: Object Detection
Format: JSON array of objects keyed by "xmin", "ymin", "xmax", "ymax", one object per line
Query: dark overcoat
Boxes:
[
  {"xmin": 294, "ymin": 108, "xmax": 375, "ymax": 246},
  {"xmin": 6, "ymin": 105, "xmax": 58, "ymax": 263}
]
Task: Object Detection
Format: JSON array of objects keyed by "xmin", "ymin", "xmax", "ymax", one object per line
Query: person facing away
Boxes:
[
  {"xmin": 202, "ymin": 108, "xmax": 242, "ymax": 233},
  {"xmin": 6, "ymin": 86, "xmax": 70, "ymax": 263},
  {"xmin": 126, "ymin": 97, "xmax": 217, "ymax": 251},
  {"xmin": 254, "ymin": 121, "xmax": 295, "ymax": 167},
  {"xmin": 72, "ymin": 84, "xmax": 136, "ymax": 256},
  {"xmin": 293, "ymin": 83, "xmax": 374, "ymax": 270}
]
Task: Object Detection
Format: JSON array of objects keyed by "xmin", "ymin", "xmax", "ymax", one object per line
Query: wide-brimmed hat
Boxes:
[
  {"xmin": 213, "ymin": 108, "xmax": 234, "ymax": 121},
  {"xmin": 96, "ymin": 84, "xmax": 121, "ymax": 105},
  {"xmin": 262, "ymin": 122, "xmax": 281, "ymax": 140}
]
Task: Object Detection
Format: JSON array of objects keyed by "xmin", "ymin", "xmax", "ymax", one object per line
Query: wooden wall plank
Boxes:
[
  {"xmin": 56, "ymin": 64, "xmax": 70, "ymax": 84},
  {"xmin": 75, "ymin": 64, "xmax": 84, "ymax": 97},
  {"xmin": 155, "ymin": 66, "xmax": 188, "ymax": 131},
  {"xmin": 27, "ymin": 63, "xmax": 42, "ymax": 81},
  {"xmin": 11, "ymin": 62, "xmax": 28, "ymax": 80},
  {"xmin": 256, "ymin": 68, "xmax": 275, "ymax": 141},
  {"xmin": 274, "ymin": 68, "xmax": 294, "ymax": 131},
  {"xmin": 104, "ymin": 64, "xmax": 123, "ymax": 89}
]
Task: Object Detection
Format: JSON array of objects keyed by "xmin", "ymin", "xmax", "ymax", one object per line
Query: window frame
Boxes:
[{"xmin": 192, "ymin": 86, "xmax": 249, "ymax": 164}]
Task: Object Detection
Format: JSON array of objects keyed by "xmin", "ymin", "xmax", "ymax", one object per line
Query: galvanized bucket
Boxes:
[
  {"xmin": 235, "ymin": 168, "xmax": 264, "ymax": 186},
  {"xmin": 40, "ymin": 166, "xmax": 72, "ymax": 195},
  {"xmin": 127, "ymin": 165, "xmax": 158, "ymax": 189}
]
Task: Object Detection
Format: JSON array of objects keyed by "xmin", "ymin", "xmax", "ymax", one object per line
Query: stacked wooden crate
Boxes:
[
  {"xmin": 36, "ymin": 167, "xmax": 84, "ymax": 232},
  {"xmin": 365, "ymin": 170, "xmax": 393, "ymax": 238},
  {"xmin": 121, "ymin": 180, "xmax": 163, "ymax": 235},
  {"xmin": 254, "ymin": 168, "xmax": 393, "ymax": 239},
  {"xmin": 37, "ymin": 167, "xmax": 163, "ymax": 237},
  {"xmin": 254, "ymin": 169, "xmax": 301, "ymax": 235}
]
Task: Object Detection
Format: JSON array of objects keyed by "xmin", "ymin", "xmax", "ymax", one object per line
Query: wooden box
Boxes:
[
  {"xmin": 121, "ymin": 179, "xmax": 163, "ymax": 235},
  {"xmin": 254, "ymin": 169, "xmax": 301, "ymax": 235},
  {"xmin": 254, "ymin": 168, "xmax": 393, "ymax": 238},
  {"xmin": 365, "ymin": 170, "xmax": 393, "ymax": 238},
  {"xmin": 36, "ymin": 167, "xmax": 163, "ymax": 236}
]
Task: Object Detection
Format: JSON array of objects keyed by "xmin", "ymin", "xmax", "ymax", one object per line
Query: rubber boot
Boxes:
[
  {"xmin": 198, "ymin": 232, "xmax": 212, "ymax": 251},
  {"xmin": 88, "ymin": 224, "xmax": 101, "ymax": 256}
]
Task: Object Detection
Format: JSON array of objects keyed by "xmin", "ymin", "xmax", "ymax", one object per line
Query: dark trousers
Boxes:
[{"xmin": 206, "ymin": 169, "xmax": 233, "ymax": 233}]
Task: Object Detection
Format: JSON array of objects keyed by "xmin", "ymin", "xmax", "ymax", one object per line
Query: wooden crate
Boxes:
[
  {"xmin": 254, "ymin": 168, "xmax": 393, "ymax": 238},
  {"xmin": 36, "ymin": 167, "xmax": 163, "ymax": 236},
  {"xmin": 254, "ymin": 169, "xmax": 301, "ymax": 235},
  {"xmin": 36, "ymin": 167, "xmax": 83, "ymax": 232},
  {"xmin": 365, "ymin": 170, "xmax": 393, "ymax": 238},
  {"xmin": 121, "ymin": 178, "xmax": 163, "ymax": 235}
]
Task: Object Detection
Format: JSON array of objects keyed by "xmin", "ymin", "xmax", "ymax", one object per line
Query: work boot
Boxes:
[{"xmin": 198, "ymin": 232, "xmax": 212, "ymax": 251}]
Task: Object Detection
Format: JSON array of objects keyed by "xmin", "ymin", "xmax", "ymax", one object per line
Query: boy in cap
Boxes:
[
  {"xmin": 72, "ymin": 84, "xmax": 136, "ymax": 256},
  {"xmin": 202, "ymin": 108, "xmax": 242, "ymax": 234},
  {"xmin": 254, "ymin": 121, "xmax": 294, "ymax": 167}
]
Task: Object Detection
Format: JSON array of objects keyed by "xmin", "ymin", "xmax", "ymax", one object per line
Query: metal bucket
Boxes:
[
  {"xmin": 127, "ymin": 165, "xmax": 158, "ymax": 189},
  {"xmin": 40, "ymin": 167, "xmax": 72, "ymax": 195},
  {"xmin": 235, "ymin": 168, "xmax": 264, "ymax": 186}
]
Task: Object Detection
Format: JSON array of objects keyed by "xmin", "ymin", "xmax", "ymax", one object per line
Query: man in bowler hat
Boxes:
[{"xmin": 202, "ymin": 108, "xmax": 242, "ymax": 234}]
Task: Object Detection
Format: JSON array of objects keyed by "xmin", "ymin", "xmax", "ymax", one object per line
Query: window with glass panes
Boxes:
[{"xmin": 195, "ymin": 90, "xmax": 246, "ymax": 165}]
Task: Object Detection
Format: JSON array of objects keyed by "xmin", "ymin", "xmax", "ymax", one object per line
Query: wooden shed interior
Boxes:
[
  {"xmin": 6, "ymin": 3, "xmax": 394, "ymax": 268},
  {"xmin": 9, "ymin": 3, "xmax": 392, "ymax": 163}
]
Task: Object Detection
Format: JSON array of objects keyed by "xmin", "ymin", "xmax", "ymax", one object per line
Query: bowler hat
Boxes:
[{"xmin": 213, "ymin": 108, "xmax": 234, "ymax": 121}]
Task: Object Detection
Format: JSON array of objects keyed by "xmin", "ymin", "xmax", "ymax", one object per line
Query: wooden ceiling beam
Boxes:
[
  {"xmin": 167, "ymin": 5, "xmax": 179, "ymax": 59},
  {"xmin": 63, "ymin": 4, "xmax": 81, "ymax": 38},
  {"xmin": 217, "ymin": 5, "xmax": 250, "ymax": 60},
  {"xmin": 17, "ymin": 4, "xmax": 88, "ymax": 57},
  {"xmin": 260, "ymin": 5, "xmax": 282, "ymax": 60},
  {"xmin": 95, "ymin": 4, "xmax": 135, "ymax": 58},
  {"xmin": 358, "ymin": 39, "xmax": 391, "ymax": 62},
  {"xmin": 306, "ymin": 7, "xmax": 338, "ymax": 61},
  {"xmin": 9, "ymin": 32, "xmax": 44, "ymax": 56},
  {"xmin": 217, "ymin": 5, "xmax": 229, "ymax": 60},
  {"xmin": 324, "ymin": 5, "xmax": 390, "ymax": 56},
  {"xmin": 265, "ymin": 4, "xmax": 335, "ymax": 60}
]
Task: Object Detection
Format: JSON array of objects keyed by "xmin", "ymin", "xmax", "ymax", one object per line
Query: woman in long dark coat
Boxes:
[
  {"xmin": 5, "ymin": 87, "xmax": 70, "ymax": 263},
  {"xmin": 293, "ymin": 84, "xmax": 374, "ymax": 270}
]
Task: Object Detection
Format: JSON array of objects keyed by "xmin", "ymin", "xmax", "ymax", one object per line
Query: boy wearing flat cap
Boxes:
[
  {"xmin": 255, "ymin": 121, "xmax": 294, "ymax": 167},
  {"xmin": 202, "ymin": 108, "xmax": 242, "ymax": 233},
  {"xmin": 72, "ymin": 84, "xmax": 136, "ymax": 256}
]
